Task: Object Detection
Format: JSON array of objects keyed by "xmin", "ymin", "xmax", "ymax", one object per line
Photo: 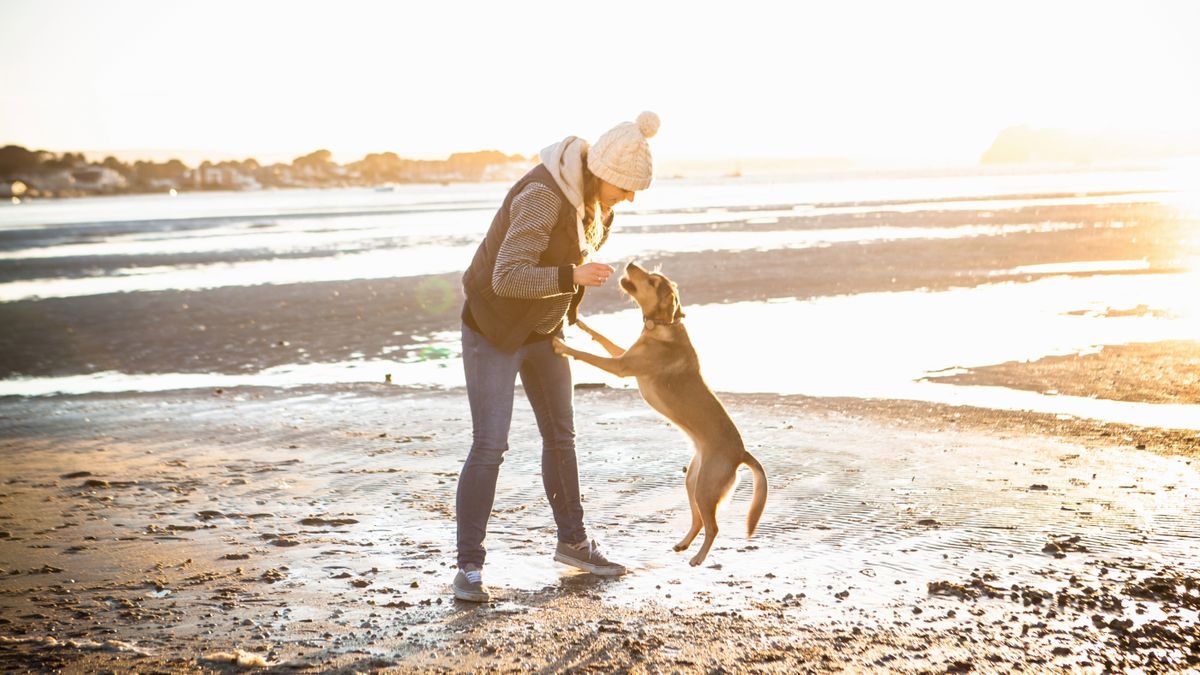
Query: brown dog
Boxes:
[{"xmin": 552, "ymin": 262, "xmax": 767, "ymax": 566}]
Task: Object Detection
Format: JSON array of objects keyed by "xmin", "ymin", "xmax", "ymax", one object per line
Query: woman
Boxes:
[{"xmin": 453, "ymin": 111, "xmax": 660, "ymax": 602}]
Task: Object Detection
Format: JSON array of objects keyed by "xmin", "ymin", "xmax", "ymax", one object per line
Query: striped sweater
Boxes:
[{"xmin": 490, "ymin": 182, "xmax": 579, "ymax": 334}]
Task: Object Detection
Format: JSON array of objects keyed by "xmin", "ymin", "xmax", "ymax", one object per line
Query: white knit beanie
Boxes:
[{"xmin": 587, "ymin": 111, "xmax": 660, "ymax": 191}]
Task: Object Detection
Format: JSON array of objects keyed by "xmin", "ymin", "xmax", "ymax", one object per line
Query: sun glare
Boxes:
[{"xmin": 2, "ymin": 1, "xmax": 1199, "ymax": 165}]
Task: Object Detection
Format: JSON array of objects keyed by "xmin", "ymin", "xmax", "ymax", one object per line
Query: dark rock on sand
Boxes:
[
  {"xmin": 1042, "ymin": 535, "xmax": 1087, "ymax": 557},
  {"xmin": 299, "ymin": 517, "xmax": 359, "ymax": 527}
]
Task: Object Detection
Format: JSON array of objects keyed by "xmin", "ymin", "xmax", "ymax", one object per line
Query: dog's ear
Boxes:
[{"xmin": 666, "ymin": 280, "xmax": 685, "ymax": 320}]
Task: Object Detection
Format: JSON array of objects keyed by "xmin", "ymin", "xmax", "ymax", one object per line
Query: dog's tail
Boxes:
[{"xmin": 742, "ymin": 452, "xmax": 768, "ymax": 537}]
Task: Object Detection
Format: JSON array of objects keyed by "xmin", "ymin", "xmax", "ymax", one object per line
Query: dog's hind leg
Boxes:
[
  {"xmin": 673, "ymin": 455, "xmax": 702, "ymax": 552},
  {"xmin": 688, "ymin": 464, "xmax": 736, "ymax": 567},
  {"xmin": 688, "ymin": 496, "xmax": 719, "ymax": 567}
]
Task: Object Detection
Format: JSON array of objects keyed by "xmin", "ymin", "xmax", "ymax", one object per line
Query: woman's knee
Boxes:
[{"xmin": 466, "ymin": 442, "xmax": 508, "ymax": 468}]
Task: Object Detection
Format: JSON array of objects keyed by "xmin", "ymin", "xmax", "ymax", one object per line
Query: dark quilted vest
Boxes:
[{"xmin": 461, "ymin": 164, "xmax": 587, "ymax": 354}]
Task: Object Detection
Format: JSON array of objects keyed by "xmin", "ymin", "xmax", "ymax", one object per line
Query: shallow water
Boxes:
[
  {"xmin": 0, "ymin": 220, "xmax": 1092, "ymax": 302},
  {"xmin": 5, "ymin": 270, "xmax": 1199, "ymax": 431}
]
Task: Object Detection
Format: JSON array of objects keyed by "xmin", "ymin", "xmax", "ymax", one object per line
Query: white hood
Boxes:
[{"xmin": 538, "ymin": 135, "xmax": 590, "ymax": 259}]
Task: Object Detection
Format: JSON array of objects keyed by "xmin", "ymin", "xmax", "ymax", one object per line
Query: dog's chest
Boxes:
[
  {"xmin": 635, "ymin": 379, "xmax": 667, "ymax": 414},
  {"xmin": 634, "ymin": 376, "xmax": 687, "ymax": 426}
]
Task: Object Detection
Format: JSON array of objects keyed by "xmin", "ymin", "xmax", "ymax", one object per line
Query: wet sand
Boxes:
[
  {"xmin": 931, "ymin": 340, "xmax": 1200, "ymax": 405},
  {"xmin": 2, "ymin": 194, "xmax": 1200, "ymax": 671},
  {"xmin": 1, "ymin": 385, "xmax": 1199, "ymax": 672}
]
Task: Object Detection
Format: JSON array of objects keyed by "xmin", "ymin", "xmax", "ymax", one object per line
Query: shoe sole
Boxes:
[
  {"xmin": 452, "ymin": 585, "xmax": 490, "ymax": 602},
  {"xmin": 553, "ymin": 552, "xmax": 626, "ymax": 577}
]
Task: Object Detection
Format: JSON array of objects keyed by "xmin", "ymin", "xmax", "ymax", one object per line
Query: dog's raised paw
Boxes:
[{"xmin": 550, "ymin": 337, "xmax": 569, "ymax": 356}]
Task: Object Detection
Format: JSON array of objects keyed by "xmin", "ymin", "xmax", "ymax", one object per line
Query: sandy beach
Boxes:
[
  {"xmin": 2, "ymin": 177, "xmax": 1199, "ymax": 672},
  {"xmin": 1, "ymin": 386, "xmax": 1198, "ymax": 672}
]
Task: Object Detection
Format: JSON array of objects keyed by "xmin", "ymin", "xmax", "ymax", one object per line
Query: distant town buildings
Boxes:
[
  {"xmin": 70, "ymin": 166, "xmax": 128, "ymax": 192},
  {"xmin": 0, "ymin": 145, "xmax": 534, "ymax": 199}
]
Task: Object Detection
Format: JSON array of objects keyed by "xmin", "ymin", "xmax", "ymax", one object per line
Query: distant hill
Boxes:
[{"xmin": 981, "ymin": 126, "xmax": 1200, "ymax": 165}]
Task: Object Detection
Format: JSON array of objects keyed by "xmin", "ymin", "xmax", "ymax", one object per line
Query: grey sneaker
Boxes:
[
  {"xmin": 554, "ymin": 539, "xmax": 626, "ymax": 576},
  {"xmin": 452, "ymin": 564, "xmax": 489, "ymax": 602}
]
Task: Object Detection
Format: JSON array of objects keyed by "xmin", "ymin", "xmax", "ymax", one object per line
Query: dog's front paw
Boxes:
[
  {"xmin": 688, "ymin": 555, "xmax": 705, "ymax": 567},
  {"xmin": 550, "ymin": 337, "xmax": 571, "ymax": 357}
]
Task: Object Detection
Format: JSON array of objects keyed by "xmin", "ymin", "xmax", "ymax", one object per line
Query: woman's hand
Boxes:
[{"xmin": 573, "ymin": 262, "xmax": 614, "ymax": 287}]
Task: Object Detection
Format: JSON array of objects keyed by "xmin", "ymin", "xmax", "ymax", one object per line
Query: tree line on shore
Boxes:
[{"xmin": 0, "ymin": 145, "xmax": 532, "ymax": 199}]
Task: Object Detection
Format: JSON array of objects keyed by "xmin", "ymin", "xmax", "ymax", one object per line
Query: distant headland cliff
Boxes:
[{"xmin": 981, "ymin": 126, "xmax": 1200, "ymax": 165}]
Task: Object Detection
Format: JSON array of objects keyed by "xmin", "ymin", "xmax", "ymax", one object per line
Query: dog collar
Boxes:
[{"xmin": 643, "ymin": 317, "xmax": 680, "ymax": 330}]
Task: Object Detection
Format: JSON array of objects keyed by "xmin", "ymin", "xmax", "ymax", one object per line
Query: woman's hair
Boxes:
[{"xmin": 580, "ymin": 154, "xmax": 605, "ymax": 251}]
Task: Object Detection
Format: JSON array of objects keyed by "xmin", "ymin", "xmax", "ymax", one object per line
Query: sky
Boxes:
[{"xmin": 2, "ymin": 0, "xmax": 1199, "ymax": 166}]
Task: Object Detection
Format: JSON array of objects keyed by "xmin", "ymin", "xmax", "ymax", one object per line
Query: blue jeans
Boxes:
[{"xmin": 456, "ymin": 321, "xmax": 587, "ymax": 568}]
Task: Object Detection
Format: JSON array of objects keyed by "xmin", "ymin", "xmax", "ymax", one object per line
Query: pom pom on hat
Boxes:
[
  {"xmin": 636, "ymin": 110, "xmax": 660, "ymax": 139},
  {"xmin": 587, "ymin": 111, "xmax": 661, "ymax": 192}
]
